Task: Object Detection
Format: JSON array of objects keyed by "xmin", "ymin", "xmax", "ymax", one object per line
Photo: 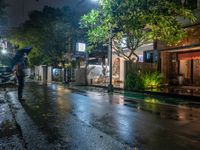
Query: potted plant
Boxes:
[{"xmin": 178, "ymin": 74, "xmax": 184, "ymax": 85}]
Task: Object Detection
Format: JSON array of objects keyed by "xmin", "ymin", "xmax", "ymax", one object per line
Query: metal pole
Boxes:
[
  {"xmin": 108, "ymin": 28, "xmax": 113, "ymax": 92},
  {"xmin": 85, "ymin": 52, "xmax": 88, "ymax": 85}
]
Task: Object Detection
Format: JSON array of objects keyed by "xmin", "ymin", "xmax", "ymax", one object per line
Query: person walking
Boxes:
[
  {"xmin": 15, "ymin": 56, "xmax": 26, "ymax": 101},
  {"xmin": 12, "ymin": 46, "xmax": 32, "ymax": 101}
]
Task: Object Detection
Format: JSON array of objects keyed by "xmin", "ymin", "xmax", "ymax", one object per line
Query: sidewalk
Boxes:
[
  {"xmin": 0, "ymin": 91, "xmax": 24, "ymax": 149},
  {"xmin": 88, "ymin": 84, "xmax": 200, "ymax": 100},
  {"xmin": 34, "ymin": 79, "xmax": 200, "ymax": 102},
  {"xmin": 35, "ymin": 79, "xmax": 200, "ymax": 99},
  {"xmin": 65, "ymin": 84, "xmax": 200, "ymax": 110},
  {"xmin": 141, "ymin": 86, "xmax": 200, "ymax": 100}
]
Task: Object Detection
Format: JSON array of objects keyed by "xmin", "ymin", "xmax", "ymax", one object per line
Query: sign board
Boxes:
[{"xmin": 76, "ymin": 43, "xmax": 86, "ymax": 52}]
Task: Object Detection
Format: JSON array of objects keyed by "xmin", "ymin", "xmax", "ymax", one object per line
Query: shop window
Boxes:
[{"xmin": 144, "ymin": 51, "xmax": 154, "ymax": 63}]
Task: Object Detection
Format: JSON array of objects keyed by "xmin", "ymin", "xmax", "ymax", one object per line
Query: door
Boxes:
[
  {"xmin": 193, "ymin": 59, "xmax": 200, "ymax": 85},
  {"xmin": 179, "ymin": 60, "xmax": 192, "ymax": 85}
]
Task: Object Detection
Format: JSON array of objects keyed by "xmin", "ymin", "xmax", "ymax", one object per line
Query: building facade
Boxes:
[
  {"xmin": 158, "ymin": 1, "xmax": 200, "ymax": 85},
  {"xmin": 159, "ymin": 24, "xmax": 200, "ymax": 85}
]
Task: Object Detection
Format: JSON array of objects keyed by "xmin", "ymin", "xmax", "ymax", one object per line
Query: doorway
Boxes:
[
  {"xmin": 179, "ymin": 60, "xmax": 192, "ymax": 85},
  {"xmin": 178, "ymin": 51, "xmax": 200, "ymax": 86},
  {"xmin": 179, "ymin": 59, "xmax": 200, "ymax": 86}
]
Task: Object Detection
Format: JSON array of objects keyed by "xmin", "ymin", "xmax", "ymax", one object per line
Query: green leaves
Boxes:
[
  {"xmin": 125, "ymin": 71, "xmax": 164, "ymax": 90},
  {"xmin": 80, "ymin": 9, "xmax": 99, "ymax": 28},
  {"xmin": 80, "ymin": 0, "xmax": 196, "ymax": 61}
]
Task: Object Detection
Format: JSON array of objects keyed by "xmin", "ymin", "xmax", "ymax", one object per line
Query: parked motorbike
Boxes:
[{"xmin": 0, "ymin": 68, "xmax": 17, "ymax": 88}]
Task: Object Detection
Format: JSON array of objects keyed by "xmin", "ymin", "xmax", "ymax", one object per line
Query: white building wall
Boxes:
[
  {"xmin": 119, "ymin": 58, "xmax": 125, "ymax": 88},
  {"xmin": 47, "ymin": 66, "xmax": 52, "ymax": 83},
  {"xmin": 34, "ymin": 65, "xmax": 47, "ymax": 82}
]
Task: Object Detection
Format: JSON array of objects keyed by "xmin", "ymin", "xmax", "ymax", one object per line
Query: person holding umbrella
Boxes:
[
  {"xmin": 12, "ymin": 46, "xmax": 32, "ymax": 101},
  {"xmin": 15, "ymin": 56, "xmax": 26, "ymax": 100}
]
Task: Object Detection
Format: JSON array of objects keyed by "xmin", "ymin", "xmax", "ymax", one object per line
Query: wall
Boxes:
[
  {"xmin": 87, "ymin": 65, "xmax": 108, "ymax": 85},
  {"xmin": 75, "ymin": 68, "xmax": 86, "ymax": 85},
  {"xmin": 35, "ymin": 66, "xmax": 42, "ymax": 80},
  {"xmin": 34, "ymin": 65, "xmax": 47, "ymax": 83},
  {"xmin": 47, "ymin": 66, "xmax": 52, "ymax": 83}
]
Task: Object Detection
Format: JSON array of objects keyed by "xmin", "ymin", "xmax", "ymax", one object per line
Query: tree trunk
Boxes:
[{"xmin": 132, "ymin": 52, "xmax": 139, "ymax": 62}]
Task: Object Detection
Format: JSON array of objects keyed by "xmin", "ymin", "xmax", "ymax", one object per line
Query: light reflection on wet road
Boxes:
[{"xmin": 21, "ymin": 82, "xmax": 200, "ymax": 150}]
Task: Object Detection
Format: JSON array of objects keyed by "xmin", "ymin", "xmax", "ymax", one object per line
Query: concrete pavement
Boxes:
[
  {"xmin": 0, "ymin": 87, "xmax": 132, "ymax": 150},
  {"xmin": 0, "ymin": 91, "xmax": 24, "ymax": 149}
]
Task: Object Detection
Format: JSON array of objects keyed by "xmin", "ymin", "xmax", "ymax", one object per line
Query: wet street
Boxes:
[{"xmin": 2, "ymin": 82, "xmax": 200, "ymax": 150}]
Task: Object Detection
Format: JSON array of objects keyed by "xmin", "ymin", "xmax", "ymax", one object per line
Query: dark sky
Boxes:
[{"xmin": 7, "ymin": 0, "xmax": 97, "ymax": 27}]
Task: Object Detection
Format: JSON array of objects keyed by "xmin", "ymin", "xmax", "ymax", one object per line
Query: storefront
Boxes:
[
  {"xmin": 159, "ymin": 24, "xmax": 200, "ymax": 86},
  {"xmin": 178, "ymin": 51, "xmax": 200, "ymax": 85}
]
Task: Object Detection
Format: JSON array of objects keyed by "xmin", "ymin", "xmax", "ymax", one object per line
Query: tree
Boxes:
[
  {"xmin": 9, "ymin": 6, "xmax": 79, "ymax": 66},
  {"xmin": 80, "ymin": 0, "xmax": 196, "ymax": 62}
]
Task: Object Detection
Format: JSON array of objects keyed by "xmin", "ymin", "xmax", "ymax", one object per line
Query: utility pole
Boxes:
[{"xmin": 107, "ymin": 27, "xmax": 113, "ymax": 92}]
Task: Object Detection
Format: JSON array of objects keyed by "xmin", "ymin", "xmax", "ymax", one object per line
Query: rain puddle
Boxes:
[
  {"xmin": 120, "ymin": 93, "xmax": 200, "ymax": 121},
  {"xmin": 69, "ymin": 86, "xmax": 200, "ymax": 121}
]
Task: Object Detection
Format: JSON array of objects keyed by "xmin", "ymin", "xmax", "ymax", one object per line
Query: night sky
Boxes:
[{"xmin": 7, "ymin": 0, "xmax": 97, "ymax": 26}]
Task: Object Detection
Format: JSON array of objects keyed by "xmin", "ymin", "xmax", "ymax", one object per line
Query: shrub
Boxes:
[
  {"xmin": 143, "ymin": 71, "xmax": 164, "ymax": 89},
  {"xmin": 125, "ymin": 71, "xmax": 164, "ymax": 90},
  {"xmin": 125, "ymin": 71, "xmax": 144, "ymax": 90}
]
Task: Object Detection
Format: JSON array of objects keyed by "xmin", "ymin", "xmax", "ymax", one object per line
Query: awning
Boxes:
[{"xmin": 178, "ymin": 51, "xmax": 200, "ymax": 60}]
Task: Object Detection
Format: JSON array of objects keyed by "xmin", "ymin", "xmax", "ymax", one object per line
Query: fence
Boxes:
[{"xmin": 125, "ymin": 61, "xmax": 158, "ymax": 76}]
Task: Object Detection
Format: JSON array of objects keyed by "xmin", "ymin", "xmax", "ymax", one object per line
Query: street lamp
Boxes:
[
  {"xmin": 91, "ymin": 0, "xmax": 99, "ymax": 3},
  {"xmin": 1, "ymin": 49, "xmax": 7, "ymax": 54},
  {"xmin": 107, "ymin": 26, "xmax": 113, "ymax": 92}
]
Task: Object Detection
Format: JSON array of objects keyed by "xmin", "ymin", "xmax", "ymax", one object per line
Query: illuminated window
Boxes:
[{"xmin": 144, "ymin": 51, "xmax": 154, "ymax": 63}]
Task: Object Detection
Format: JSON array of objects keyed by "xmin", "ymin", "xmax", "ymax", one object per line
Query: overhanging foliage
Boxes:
[
  {"xmin": 9, "ymin": 6, "xmax": 80, "ymax": 67},
  {"xmin": 80, "ymin": 0, "xmax": 196, "ymax": 61}
]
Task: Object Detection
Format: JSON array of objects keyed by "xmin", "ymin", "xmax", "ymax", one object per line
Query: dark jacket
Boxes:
[{"xmin": 16, "ymin": 63, "xmax": 25, "ymax": 77}]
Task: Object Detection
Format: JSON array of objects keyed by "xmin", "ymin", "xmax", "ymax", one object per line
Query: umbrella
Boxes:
[
  {"xmin": 11, "ymin": 46, "xmax": 32, "ymax": 67},
  {"xmin": 17, "ymin": 46, "xmax": 32, "ymax": 55}
]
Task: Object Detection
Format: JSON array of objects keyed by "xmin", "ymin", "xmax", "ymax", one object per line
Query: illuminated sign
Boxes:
[{"xmin": 76, "ymin": 43, "xmax": 86, "ymax": 52}]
